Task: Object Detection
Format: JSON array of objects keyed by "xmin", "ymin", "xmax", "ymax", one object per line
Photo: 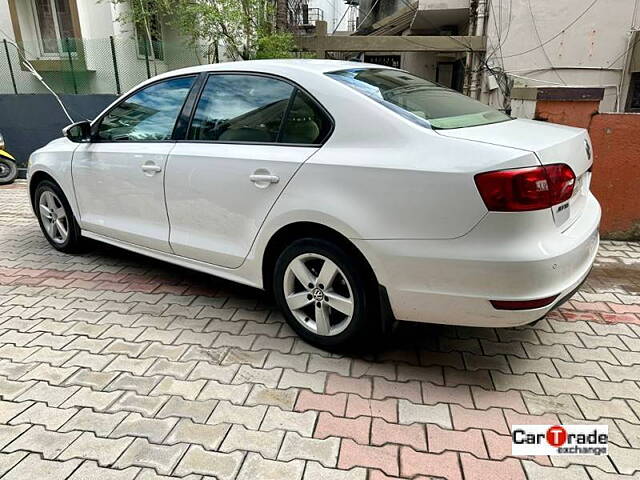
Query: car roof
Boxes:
[{"xmin": 156, "ymin": 59, "xmax": 391, "ymax": 80}]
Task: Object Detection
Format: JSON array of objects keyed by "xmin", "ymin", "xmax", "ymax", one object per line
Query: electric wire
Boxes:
[{"xmin": 499, "ymin": 0, "xmax": 599, "ymax": 59}]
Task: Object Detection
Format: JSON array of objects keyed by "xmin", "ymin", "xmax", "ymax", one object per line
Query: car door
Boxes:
[
  {"xmin": 165, "ymin": 73, "xmax": 332, "ymax": 268},
  {"xmin": 72, "ymin": 75, "xmax": 196, "ymax": 252}
]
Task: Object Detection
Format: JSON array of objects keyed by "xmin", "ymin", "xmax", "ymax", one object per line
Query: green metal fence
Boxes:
[{"xmin": 1, "ymin": 35, "xmax": 207, "ymax": 95}]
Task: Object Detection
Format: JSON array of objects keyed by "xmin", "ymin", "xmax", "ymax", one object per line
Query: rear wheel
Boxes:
[
  {"xmin": 273, "ymin": 238, "xmax": 380, "ymax": 350},
  {"xmin": 0, "ymin": 158, "xmax": 17, "ymax": 185},
  {"xmin": 34, "ymin": 180, "xmax": 84, "ymax": 253}
]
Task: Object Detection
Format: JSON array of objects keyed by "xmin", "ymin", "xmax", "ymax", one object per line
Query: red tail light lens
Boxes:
[
  {"xmin": 474, "ymin": 164, "xmax": 575, "ymax": 212},
  {"xmin": 490, "ymin": 295, "xmax": 559, "ymax": 310}
]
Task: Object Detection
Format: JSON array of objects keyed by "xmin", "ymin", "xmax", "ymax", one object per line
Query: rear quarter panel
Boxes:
[{"xmin": 264, "ymin": 127, "xmax": 540, "ymax": 241}]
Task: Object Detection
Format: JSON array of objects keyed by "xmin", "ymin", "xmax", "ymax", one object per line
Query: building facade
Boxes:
[
  {"xmin": 0, "ymin": 0, "xmax": 202, "ymax": 94},
  {"xmin": 351, "ymin": 0, "xmax": 640, "ymax": 114}
]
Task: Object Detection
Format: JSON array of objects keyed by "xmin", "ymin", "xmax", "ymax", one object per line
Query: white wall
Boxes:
[
  {"xmin": 482, "ymin": 0, "xmax": 640, "ymax": 112},
  {"xmin": 310, "ymin": 0, "xmax": 351, "ymax": 32}
]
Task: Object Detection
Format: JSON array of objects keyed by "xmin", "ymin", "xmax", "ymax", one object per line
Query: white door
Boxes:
[
  {"xmin": 73, "ymin": 75, "xmax": 196, "ymax": 252},
  {"xmin": 165, "ymin": 73, "xmax": 332, "ymax": 268}
]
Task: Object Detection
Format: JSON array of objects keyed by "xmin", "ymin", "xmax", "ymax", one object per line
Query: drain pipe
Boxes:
[
  {"xmin": 470, "ymin": 0, "xmax": 488, "ymax": 100},
  {"xmin": 463, "ymin": 0, "xmax": 478, "ymax": 96}
]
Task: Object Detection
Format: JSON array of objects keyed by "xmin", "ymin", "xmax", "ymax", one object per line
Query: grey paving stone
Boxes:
[
  {"xmin": 108, "ymin": 392, "xmax": 168, "ymax": 417},
  {"xmin": 174, "ymin": 445, "xmax": 243, "ymax": 479},
  {"xmin": 1, "ymin": 453, "xmax": 82, "ymax": 480},
  {"xmin": 236, "ymin": 452, "xmax": 304, "ymax": 480},
  {"xmin": 110, "ymin": 412, "xmax": 178, "ymax": 443},
  {"xmin": 9, "ymin": 402, "xmax": 78, "ymax": 430},
  {"xmin": 155, "ymin": 396, "xmax": 218, "ymax": 423},
  {"xmin": 59, "ymin": 432, "xmax": 135, "ymax": 466},
  {"xmin": 164, "ymin": 418, "xmax": 229, "ymax": 450},
  {"xmin": 67, "ymin": 461, "xmax": 140, "ymax": 480},
  {"xmin": 4, "ymin": 424, "xmax": 80, "ymax": 459},
  {"xmin": 114, "ymin": 438, "xmax": 188, "ymax": 476},
  {"xmin": 59, "ymin": 408, "xmax": 129, "ymax": 437},
  {"xmin": 220, "ymin": 424, "xmax": 284, "ymax": 459}
]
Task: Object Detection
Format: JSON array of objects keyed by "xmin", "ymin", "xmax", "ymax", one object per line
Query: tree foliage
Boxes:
[{"xmin": 110, "ymin": 0, "xmax": 297, "ymax": 63}]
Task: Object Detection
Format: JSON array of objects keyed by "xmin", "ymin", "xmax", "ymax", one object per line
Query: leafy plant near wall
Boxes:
[{"xmin": 109, "ymin": 0, "xmax": 297, "ymax": 62}]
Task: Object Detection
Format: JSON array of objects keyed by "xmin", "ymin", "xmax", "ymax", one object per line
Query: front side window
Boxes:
[
  {"xmin": 326, "ymin": 68, "xmax": 511, "ymax": 129},
  {"xmin": 97, "ymin": 76, "xmax": 194, "ymax": 141},
  {"xmin": 33, "ymin": 0, "xmax": 76, "ymax": 55},
  {"xmin": 188, "ymin": 74, "xmax": 294, "ymax": 143}
]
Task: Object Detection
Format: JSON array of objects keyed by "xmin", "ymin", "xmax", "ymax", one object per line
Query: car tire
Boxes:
[
  {"xmin": 273, "ymin": 237, "xmax": 380, "ymax": 351},
  {"xmin": 0, "ymin": 158, "xmax": 18, "ymax": 185},
  {"xmin": 34, "ymin": 180, "xmax": 84, "ymax": 253}
]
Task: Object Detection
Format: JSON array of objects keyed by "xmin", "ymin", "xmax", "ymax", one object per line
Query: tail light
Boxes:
[{"xmin": 474, "ymin": 164, "xmax": 575, "ymax": 212}]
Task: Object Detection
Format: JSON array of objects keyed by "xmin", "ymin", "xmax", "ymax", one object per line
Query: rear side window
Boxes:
[
  {"xmin": 188, "ymin": 74, "xmax": 293, "ymax": 143},
  {"xmin": 280, "ymin": 90, "xmax": 331, "ymax": 145},
  {"xmin": 326, "ymin": 68, "xmax": 511, "ymax": 129},
  {"xmin": 97, "ymin": 76, "xmax": 195, "ymax": 141}
]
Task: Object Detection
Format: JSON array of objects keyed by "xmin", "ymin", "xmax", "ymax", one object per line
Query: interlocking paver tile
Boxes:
[
  {"xmin": 9, "ymin": 402, "xmax": 77, "ymax": 429},
  {"xmin": 0, "ymin": 451, "xmax": 28, "ymax": 476},
  {"xmin": 164, "ymin": 418, "xmax": 229, "ymax": 450},
  {"xmin": 156, "ymin": 396, "xmax": 218, "ymax": 423},
  {"xmin": 67, "ymin": 461, "xmax": 140, "ymax": 480},
  {"xmin": 260, "ymin": 405, "xmax": 316, "ymax": 436},
  {"xmin": 0, "ymin": 424, "xmax": 30, "ymax": 449},
  {"xmin": 245, "ymin": 384, "xmax": 297, "ymax": 410},
  {"xmin": 59, "ymin": 408, "xmax": 129, "ymax": 436},
  {"xmin": 209, "ymin": 400, "xmax": 267, "ymax": 430},
  {"xmin": 3, "ymin": 424, "xmax": 80, "ymax": 459},
  {"xmin": 15, "ymin": 381, "xmax": 79, "ymax": 406},
  {"xmin": 460, "ymin": 453, "xmax": 525, "ymax": 480},
  {"xmin": 236, "ymin": 452, "xmax": 303, "ymax": 480},
  {"xmin": 108, "ymin": 392, "xmax": 168, "ymax": 417},
  {"xmin": 1, "ymin": 453, "xmax": 81, "ymax": 480},
  {"xmin": 174, "ymin": 445, "xmax": 243, "ymax": 479},
  {"xmin": 220, "ymin": 424, "xmax": 283, "ymax": 459},
  {"xmin": 0, "ymin": 400, "xmax": 31, "ymax": 423},
  {"xmin": 339, "ymin": 440, "xmax": 399, "ymax": 476},
  {"xmin": 58, "ymin": 432, "xmax": 134, "ymax": 466},
  {"xmin": 114, "ymin": 437, "xmax": 188, "ymax": 475},
  {"xmin": 110, "ymin": 412, "xmax": 178, "ymax": 443},
  {"xmin": 313, "ymin": 411, "xmax": 370, "ymax": 444},
  {"xmin": 279, "ymin": 431, "xmax": 340, "ymax": 466}
]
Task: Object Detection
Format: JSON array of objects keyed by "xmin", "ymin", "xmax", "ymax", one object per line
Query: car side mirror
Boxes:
[{"xmin": 63, "ymin": 121, "xmax": 92, "ymax": 143}]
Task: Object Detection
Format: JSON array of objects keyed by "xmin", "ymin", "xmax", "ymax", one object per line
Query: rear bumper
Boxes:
[{"xmin": 354, "ymin": 193, "xmax": 601, "ymax": 327}]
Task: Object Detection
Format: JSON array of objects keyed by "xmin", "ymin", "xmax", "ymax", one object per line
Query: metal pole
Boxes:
[
  {"xmin": 3, "ymin": 39, "xmax": 18, "ymax": 94},
  {"xmin": 65, "ymin": 37, "xmax": 78, "ymax": 94},
  {"xmin": 110, "ymin": 36, "xmax": 121, "ymax": 95},
  {"xmin": 143, "ymin": 37, "xmax": 151, "ymax": 79}
]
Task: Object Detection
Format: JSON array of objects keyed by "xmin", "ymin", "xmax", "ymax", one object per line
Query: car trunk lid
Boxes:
[{"xmin": 436, "ymin": 118, "xmax": 592, "ymax": 230}]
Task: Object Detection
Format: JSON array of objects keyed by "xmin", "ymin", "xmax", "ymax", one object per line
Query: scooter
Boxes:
[{"xmin": 0, "ymin": 132, "xmax": 18, "ymax": 185}]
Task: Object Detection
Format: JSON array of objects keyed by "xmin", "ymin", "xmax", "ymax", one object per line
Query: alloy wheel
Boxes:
[
  {"xmin": 283, "ymin": 253, "xmax": 354, "ymax": 336},
  {"xmin": 39, "ymin": 190, "xmax": 69, "ymax": 244}
]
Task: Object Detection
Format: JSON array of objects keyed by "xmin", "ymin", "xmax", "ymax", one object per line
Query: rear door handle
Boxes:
[
  {"xmin": 141, "ymin": 163, "xmax": 162, "ymax": 174},
  {"xmin": 249, "ymin": 174, "xmax": 280, "ymax": 184}
]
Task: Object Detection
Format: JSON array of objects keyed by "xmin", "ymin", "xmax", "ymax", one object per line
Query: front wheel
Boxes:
[
  {"xmin": 273, "ymin": 238, "xmax": 380, "ymax": 350},
  {"xmin": 0, "ymin": 157, "xmax": 17, "ymax": 185},
  {"xmin": 34, "ymin": 180, "xmax": 84, "ymax": 253}
]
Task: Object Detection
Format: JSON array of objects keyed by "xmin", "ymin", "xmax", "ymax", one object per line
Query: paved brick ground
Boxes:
[{"xmin": 1, "ymin": 181, "xmax": 639, "ymax": 479}]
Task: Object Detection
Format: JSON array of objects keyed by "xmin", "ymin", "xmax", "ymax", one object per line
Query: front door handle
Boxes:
[
  {"xmin": 141, "ymin": 163, "xmax": 162, "ymax": 174},
  {"xmin": 250, "ymin": 173, "xmax": 280, "ymax": 185}
]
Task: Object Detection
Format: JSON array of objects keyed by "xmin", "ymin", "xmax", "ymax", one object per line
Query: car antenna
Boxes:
[{"xmin": 3, "ymin": 37, "xmax": 75, "ymax": 124}]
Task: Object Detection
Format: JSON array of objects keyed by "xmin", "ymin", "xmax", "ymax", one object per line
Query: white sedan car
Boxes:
[{"xmin": 28, "ymin": 60, "xmax": 600, "ymax": 349}]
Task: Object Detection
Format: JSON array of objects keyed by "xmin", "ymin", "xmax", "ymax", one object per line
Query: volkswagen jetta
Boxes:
[{"xmin": 28, "ymin": 60, "xmax": 600, "ymax": 349}]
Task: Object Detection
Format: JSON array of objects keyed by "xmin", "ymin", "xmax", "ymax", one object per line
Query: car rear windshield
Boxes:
[{"xmin": 326, "ymin": 68, "xmax": 511, "ymax": 129}]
